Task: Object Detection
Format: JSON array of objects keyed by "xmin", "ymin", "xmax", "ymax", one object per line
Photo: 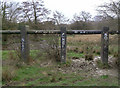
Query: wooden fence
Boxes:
[{"xmin": 0, "ymin": 25, "xmax": 119, "ymax": 64}]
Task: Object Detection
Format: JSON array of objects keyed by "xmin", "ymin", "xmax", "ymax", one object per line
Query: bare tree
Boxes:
[
  {"xmin": 20, "ymin": 0, "xmax": 50, "ymax": 25},
  {"xmin": 71, "ymin": 11, "xmax": 92, "ymax": 30},
  {"xmin": 94, "ymin": 1, "xmax": 119, "ymax": 30},
  {"xmin": 7, "ymin": 2, "xmax": 21, "ymax": 22},
  {"xmin": 72, "ymin": 13, "xmax": 81, "ymax": 22},
  {"xmin": 51, "ymin": 11, "xmax": 69, "ymax": 26},
  {"xmin": 72, "ymin": 11, "xmax": 92, "ymax": 22},
  {"xmin": 1, "ymin": 1, "xmax": 21, "ymax": 23},
  {"xmin": 1, "ymin": 1, "xmax": 8, "ymax": 26},
  {"xmin": 80, "ymin": 11, "xmax": 92, "ymax": 22},
  {"xmin": 1, "ymin": 1, "xmax": 21, "ymax": 49},
  {"xmin": 97, "ymin": 0, "xmax": 120, "ymax": 19}
]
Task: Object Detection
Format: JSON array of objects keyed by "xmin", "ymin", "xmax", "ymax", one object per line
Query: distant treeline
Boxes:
[{"xmin": 1, "ymin": 0, "xmax": 119, "ymax": 31}]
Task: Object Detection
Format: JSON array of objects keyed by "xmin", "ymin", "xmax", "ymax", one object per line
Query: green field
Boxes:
[
  {"xmin": 1, "ymin": 34, "xmax": 118, "ymax": 86},
  {"xmin": 2, "ymin": 50, "xmax": 118, "ymax": 86}
]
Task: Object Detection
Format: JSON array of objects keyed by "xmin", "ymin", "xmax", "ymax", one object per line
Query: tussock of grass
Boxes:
[
  {"xmin": 113, "ymin": 52, "xmax": 118, "ymax": 58},
  {"xmin": 67, "ymin": 51, "xmax": 84, "ymax": 58},
  {"xmin": 96, "ymin": 60, "xmax": 111, "ymax": 69},
  {"xmin": 2, "ymin": 66, "xmax": 16, "ymax": 82},
  {"xmin": 85, "ymin": 54, "xmax": 93, "ymax": 61},
  {"xmin": 2, "ymin": 34, "xmax": 118, "ymax": 86},
  {"xmin": 100, "ymin": 75, "xmax": 109, "ymax": 79}
]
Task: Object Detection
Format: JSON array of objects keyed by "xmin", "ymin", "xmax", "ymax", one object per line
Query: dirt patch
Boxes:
[
  {"xmin": 2, "ymin": 55, "xmax": 118, "ymax": 86},
  {"xmin": 57, "ymin": 56, "xmax": 118, "ymax": 77}
]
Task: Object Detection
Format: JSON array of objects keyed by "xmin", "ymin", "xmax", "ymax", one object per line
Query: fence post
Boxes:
[
  {"xmin": 61, "ymin": 27, "xmax": 67, "ymax": 63},
  {"xmin": 101, "ymin": 27, "xmax": 109, "ymax": 64},
  {"xmin": 19, "ymin": 24, "xmax": 30, "ymax": 63}
]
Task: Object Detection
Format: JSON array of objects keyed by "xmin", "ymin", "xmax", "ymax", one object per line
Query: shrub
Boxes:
[
  {"xmin": 72, "ymin": 56, "xmax": 79, "ymax": 59},
  {"xmin": 85, "ymin": 54, "xmax": 93, "ymax": 61},
  {"xmin": 4, "ymin": 51, "xmax": 28, "ymax": 69},
  {"xmin": 58, "ymin": 59, "xmax": 72, "ymax": 67},
  {"xmin": 79, "ymin": 48, "xmax": 84, "ymax": 53},
  {"xmin": 95, "ymin": 59, "xmax": 111, "ymax": 69},
  {"xmin": 73, "ymin": 47, "xmax": 79, "ymax": 53},
  {"xmin": 100, "ymin": 75, "xmax": 109, "ymax": 79},
  {"xmin": 65, "ymin": 59, "xmax": 72, "ymax": 67},
  {"xmin": 11, "ymin": 43, "xmax": 34, "ymax": 65},
  {"xmin": 8, "ymin": 52, "xmax": 16, "ymax": 60},
  {"xmin": 38, "ymin": 35, "xmax": 60, "ymax": 62},
  {"xmin": 113, "ymin": 52, "xmax": 118, "ymax": 58},
  {"xmin": 2, "ymin": 67, "xmax": 16, "ymax": 82},
  {"xmin": 93, "ymin": 50, "xmax": 96, "ymax": 53},
  {"xmin": 95, "ymin": 50, "xmax": 100, "ymax": 55}
]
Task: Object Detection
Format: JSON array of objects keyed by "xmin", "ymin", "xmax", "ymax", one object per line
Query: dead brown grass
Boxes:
[
  {"xmin": 67, "ymin": 34, "xmax": 116, "ymax": 43},
  {"xmin": 67, "ymin": 35, "xmax": 101, "ymax": 43},
  {"xmin": 2, "ymin": 66, "xmax": 16, "ymax": 82},
  {"xmin": 67, "ymin": 34, "xmax": 117, "ymax": 58}
]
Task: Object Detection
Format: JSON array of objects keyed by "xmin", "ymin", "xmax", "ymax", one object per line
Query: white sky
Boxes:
[{"xmin": 3, "ymin": 0, "xmax": 118, "ymax": 19}]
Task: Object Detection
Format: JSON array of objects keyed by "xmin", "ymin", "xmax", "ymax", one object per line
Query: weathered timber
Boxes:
[
  {"xmin": 0, "ymin": 30, "xmax": 119, "ymax": 34},
  {"xmin": 1, "ymin": 30, "xmax": 21, "ymax": 34},
  {"xmin": 118, "ymin": 7, "xmax": 120, "ymax": 85},
  {"xmin": 19, "ymin": 25, "xmax": 30, "ymax": 63},
  {"xmin": 101, "ymin": 27, "xmax": 109, "ymax": 64},
  {"xmin": 1, "ymin": 27, "xmax": 119, "ymax": 64},
  {"xmin": 61, "ymin": 27, "xmax": 67, "ymax": 63}
]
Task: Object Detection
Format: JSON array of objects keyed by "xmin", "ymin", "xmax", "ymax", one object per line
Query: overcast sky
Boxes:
[{"xmin": 3, "ymin": 0, "xmax": 118, "ymax": 19}]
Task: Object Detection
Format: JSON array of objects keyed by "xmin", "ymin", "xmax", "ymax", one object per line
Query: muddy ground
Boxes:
[{"xmin": 38, "ymin": 55, "xmax": 118, "ymax": 78}]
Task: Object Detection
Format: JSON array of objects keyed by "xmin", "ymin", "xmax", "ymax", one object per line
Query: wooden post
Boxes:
[
  {"xmin": 101, "ymin": 27, "xmax": 109, "ymax": 64},
  {"xmin": 19, "ymin": 24, "xmax": 30, "ymax": 63},
  {"xmin": 117, "ymin": 10, "xmax": 120, "ymax": 85},
  {"xmin": 61, "ymin": 27, "xmax": 67, "ymax": 63}
]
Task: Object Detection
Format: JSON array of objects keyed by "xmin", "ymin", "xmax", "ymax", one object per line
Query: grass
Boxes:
[
  {"xmin": 2, "ymin": 50, "xmax": 11, "ymax": 60},
  {"xmin": 2, "ymin": 34, "xmax": 118, "ymax": 86},
  {"xmin": 2, "ymin": 66, "xmax": 16, "ymax": 82},
  {"xmin": 67, "ymin": 51, "xmax": 84, "ymax": 58},
  {"xmin": 2, "ymin": 50, "xmax": 41, "ymax": 60},
  {"xmin": 2, "ymin": 50, "xmax": 118, "ymax": 86},
  {"xmin": 13, "ymin": 66, "xmax": 48, "ymax": 81},
  {"xmin": 2, "ymin": 64, "xmax": 118, "ymax": 86},
  {"xmin": 67, "ymin": 34, "xmax": 118, "ymax": 57},
  {"xmin": 2, "ymin": 50, "xmax": 85, "ymax": 60},
  {"xmin": 100, "ymin": 75, "xmax": 109, "ymax": 79},
  {"xmin": 96, "ymin": 59, "xmax": 111, "ymax": 69}
]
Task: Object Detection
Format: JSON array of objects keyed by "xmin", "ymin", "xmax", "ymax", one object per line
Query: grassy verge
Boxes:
[
  {"xmin": 2, "ymin": 64, "xmax": 118, "ymax": 86},
  {"xmin": 67, "ymin": 51, "xmax": 84, "ymax": 58},
  {"xmin": 2, "ymin": 50, "xmax": 118, "ymax": 86}
]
